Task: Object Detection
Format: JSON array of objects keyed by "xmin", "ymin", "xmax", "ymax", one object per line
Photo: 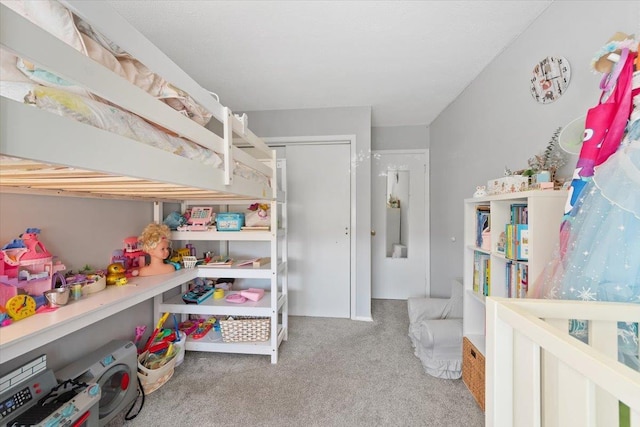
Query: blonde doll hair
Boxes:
[{"xmin": 139, "ymin": 223, "xmax": 171, "ymax": 253}]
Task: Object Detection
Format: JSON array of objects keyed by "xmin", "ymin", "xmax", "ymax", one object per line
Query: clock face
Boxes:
[
  {"xmin": 530, "ymin": 56, "xmax": 571, "ymax": 104},
  {"xmin": 6, "ymin": 295, "xmax": 37, "ymax": 320}
]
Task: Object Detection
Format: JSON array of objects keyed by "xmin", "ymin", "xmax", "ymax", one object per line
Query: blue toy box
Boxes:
[{"xmin": 216, "ymin": 213, "xmax": 245, "ymax": 231}]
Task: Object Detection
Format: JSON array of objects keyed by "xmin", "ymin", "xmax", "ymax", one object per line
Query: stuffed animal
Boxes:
[{"xmin": 473, "ymin": 186, "xmax": 487, "ymax": 198}]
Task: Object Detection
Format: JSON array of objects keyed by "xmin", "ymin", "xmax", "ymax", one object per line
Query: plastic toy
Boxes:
[
  {"xmin": 0, "ymin": 228, "xmax": 66, "ymax": 306},
  {"xmin": 191, "ymin": 317, "xmax": 216, "ymax": 339},
  {"xmin": 142, "ymin": 312, "xmax": 171, "ymax": 353},
  {"xmin": 110, "ymin": 236, "xmax": 146, "ymax": 277},
  {"xmin": 177, "ymin": 206, "xmax": 214, "ymax": 231},
  {"xmin": 178, "ymin": 319, "xmax": 201, "ymax": 337},
  {"xmin": 169, "ymin": 247, "xmax": 191, "ymax": 264},
  {"xmin": 106, "ymin": 263, "xmax": 127, "ymax": 286},
  {"xmin": 5, "ymin": 294, "xmax": 37, "ymax": 320},
  {"xmin": 134, "ymin": 325, "xmax": 147, "ymax": 350},
  {"xmin": 182, "ymin": 281, "xmax": 215, "ymax": 304}
]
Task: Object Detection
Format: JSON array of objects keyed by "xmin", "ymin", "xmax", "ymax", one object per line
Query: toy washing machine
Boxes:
[{"xmin": 55, "ymin": 340, "xmax": 139, "ymax": 427}]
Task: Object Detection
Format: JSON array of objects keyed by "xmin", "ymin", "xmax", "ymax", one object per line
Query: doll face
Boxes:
[{"xmin": 148, "ymin": 240, "xmax": 171, "ymax": 261}]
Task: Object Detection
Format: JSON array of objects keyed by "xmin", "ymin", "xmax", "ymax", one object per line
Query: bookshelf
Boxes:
[{"xmin": 462, "ymin": 190, "xmax": 566, "ymax": 359}]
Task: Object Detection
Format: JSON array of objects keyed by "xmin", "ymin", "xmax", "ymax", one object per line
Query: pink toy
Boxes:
[
  {"xmin": 110, "ymin": 236, "xmax": 146, "ymax": 277},
  {"xmin": 0, "ymin": 228, "xmax": 66, "ymax": 306},
  {"xmin": 240, "ymin": 288, "xmax": 265, "ymax": 302}
]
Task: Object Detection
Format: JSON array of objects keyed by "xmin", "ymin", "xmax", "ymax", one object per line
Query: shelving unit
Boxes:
[
  {"xmin": 462, "ymin": 190, "xmax": 566, "ymax": 407},
  {"xmin": 155, "ymin": 161, "xmax": 288, "ymax": 364}
]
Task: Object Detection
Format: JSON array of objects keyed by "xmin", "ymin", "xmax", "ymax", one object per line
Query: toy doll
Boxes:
[{"xmin": 137, "ymin": 223, "xmax": 175, "ymax": 277}]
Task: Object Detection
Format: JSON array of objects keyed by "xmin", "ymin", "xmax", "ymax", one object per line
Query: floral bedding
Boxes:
[{"xmin": 1, "ymin": 0, "xmax": 212, "ymax": 126}]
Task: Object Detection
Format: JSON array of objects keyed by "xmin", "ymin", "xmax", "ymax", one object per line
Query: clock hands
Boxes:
[{"xmin": 16, "ymin": 295, "xmax": 28, "ymax": 312}]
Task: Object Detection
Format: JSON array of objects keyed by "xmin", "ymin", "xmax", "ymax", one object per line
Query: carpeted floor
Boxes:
[{"xmin": 109, "ymin": 299, "xmax": 484, "ymax": 427}]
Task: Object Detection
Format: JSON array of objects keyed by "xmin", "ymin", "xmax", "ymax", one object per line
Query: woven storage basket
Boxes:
[
  {"xmin": 462, "ymin": 337, "xmax": 485, "ymax": 411},
  {"xmin": 137, "ymin": 349, "xmax": 177, "ymax": 395},
  {"xmin": 220, "ymin": 317, "xmax": 270, "ymax": 343}
]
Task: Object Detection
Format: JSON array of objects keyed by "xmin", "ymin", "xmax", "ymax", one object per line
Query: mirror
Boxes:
[{"xmin": 385, "ymin": 169, "xmax": 409, "ymax": 258}]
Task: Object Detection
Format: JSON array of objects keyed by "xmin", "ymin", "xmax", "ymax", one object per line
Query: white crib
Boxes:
[{"xmin": 486, "ymin": 297, "xmax": 640, "ymax": 427}]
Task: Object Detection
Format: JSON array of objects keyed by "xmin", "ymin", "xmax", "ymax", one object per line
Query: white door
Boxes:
[
  {"xmin": 277, "ymin": 143, "xmax": 351, "ymax": 317},
  {"xmin": 372, "ymin": 150, "xmax": 429, "ymax": 299}
]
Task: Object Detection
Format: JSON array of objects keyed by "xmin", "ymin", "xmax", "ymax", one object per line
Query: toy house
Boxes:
[{"xmin": 0, "ymin": 228, "xmax": 66, "ymax": 306}]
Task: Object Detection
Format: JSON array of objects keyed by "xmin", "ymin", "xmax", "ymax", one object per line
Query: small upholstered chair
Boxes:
[{"xmin": 407, "ymin": 280, "xmax": 463, "ymax": 379}]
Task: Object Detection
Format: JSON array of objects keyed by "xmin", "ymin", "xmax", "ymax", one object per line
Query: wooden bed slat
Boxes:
[{"xmin": 0, "ymin": 157, "xmax": 269, "ymax": 202}]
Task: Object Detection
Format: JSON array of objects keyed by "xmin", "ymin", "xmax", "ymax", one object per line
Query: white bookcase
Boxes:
[{"xmin": 462, "ymin": 190, "xmax": 567, "ymax": 356}]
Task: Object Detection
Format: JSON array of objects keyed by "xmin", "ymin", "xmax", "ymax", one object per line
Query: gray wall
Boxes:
[
  {"xmin": 0, "ymin": 194, "xmax": 154, "ymax": 374},
  {"xmin": 372, "ymin": 125, "xmax": 429, "ymax": 151},
  {"xmin": 242, "ymin": 106, "xmax": 373, "ymax": 320},
  {"xmin": 429, "ymin": 1, "xmax": 640, "ymax": 296}
]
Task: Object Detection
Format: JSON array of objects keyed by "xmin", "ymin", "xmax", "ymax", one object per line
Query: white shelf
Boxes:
[
  {"xmin": 0, "ymin": 269, "xmax": 197, "ymax": 364},
  {"xmin": 160, "ymin": 291, "xmax": 286, "ymax": 316},
  {"xmin": 197, "ymin": 262, "xmax": 283, "ymax": 279},
  {"xmin": 159, "ymin": 183, "xmax": 288, "ymax": 363},
  {"xmin": 466, "ymin": 289, "xmax": 486, "ymax": 306},
  {"xmin": 171, "ymin": 229, "xmax": 278, "ymax": 241},
  {"xmin": 184, "ymin": 325, "xmax": 286, "ymax": 355}
]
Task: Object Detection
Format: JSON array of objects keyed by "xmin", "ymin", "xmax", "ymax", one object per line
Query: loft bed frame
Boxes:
[
  {"xmin": 0, "ymin": 0, "xmax": 277, "ymax": 202},
  {"xmin": 0, "ymin": 1, "xmax": 287, "ymax": 365}
]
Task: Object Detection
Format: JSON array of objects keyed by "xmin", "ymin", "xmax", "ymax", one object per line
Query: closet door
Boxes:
[{"xmin": 281, "ymin": 143, "xmax": 351, "ymax": 318}]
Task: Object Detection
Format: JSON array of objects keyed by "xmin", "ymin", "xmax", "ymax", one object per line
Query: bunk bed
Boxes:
[
  {"xmin": 0, "ymin": 0, "xmax": 275, "ymax": 201},
  {"xmin": 0, "ymin": 0, "xmax": 287, "ymax": 364}
]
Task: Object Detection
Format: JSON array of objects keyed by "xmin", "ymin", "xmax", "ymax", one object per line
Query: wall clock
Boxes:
[
  {"xmin": 530, "ymin": 56, "xmax": 571, "ymax": 104},
  {"xmin": 6, "ymin": 294, "xmax": 37, "ymax": 320}
]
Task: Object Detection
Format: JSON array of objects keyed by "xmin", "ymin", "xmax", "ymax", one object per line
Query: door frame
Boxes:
[
  {"xmin": 372, "ymin": 149, "xmax": 430, "ymax": 297},
  {"xmin": 263, "ymin": 135, "xmax": 357, "ymax": 318}
]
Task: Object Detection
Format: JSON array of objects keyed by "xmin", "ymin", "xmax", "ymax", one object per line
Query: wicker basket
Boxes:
[
  {"xmin": 220, "ymin": 316, "xmax": 270, "ymax": 343},
  {"xmin": 182, "ymin": 256, "xmax": 198, "ymax": 269},
  {"xmin": 462, "ymin": 336, "xmax": 485, "ymax": 411},
  {"xmin": 137, "ymin": 348, "xmax": 177, "ymax": 395}
]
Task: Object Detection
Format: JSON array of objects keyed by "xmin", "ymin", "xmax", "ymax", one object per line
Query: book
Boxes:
[
  {"xmin": 252, "ymin": 257, "xmax": 270, "ymax": 267},
  {"xmin": 202, "ymin": 257, "xmax": 234, "ymax": 268},
  {"xmin": 235, "ymin": 258, "xmax": 259, "ymax": 267},
  {"xmin": 475, "ymin": 206, "xmax": 490, "ymax": 248}
]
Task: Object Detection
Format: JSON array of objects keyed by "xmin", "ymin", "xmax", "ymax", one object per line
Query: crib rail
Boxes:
[{"xmin": 486, "ymin": 297, "xmax": 640, "ymax": 427}]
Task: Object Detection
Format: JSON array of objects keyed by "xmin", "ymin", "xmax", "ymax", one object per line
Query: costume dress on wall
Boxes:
[{"xmin": 532, "ymin": 39, "xmax": 640, "ymax": 370}]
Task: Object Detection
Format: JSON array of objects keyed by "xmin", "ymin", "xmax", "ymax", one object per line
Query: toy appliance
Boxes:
[
  {"xmin": 0, "ymin": 356, "xmax": 100, "ymax": 427},
  {"xmin": 55, "ymin": 340, "xmax": 139, "ymax": 427},
  {"xmin": 177, "ymin": 206, "xmax": 214, "ymax": 231}
]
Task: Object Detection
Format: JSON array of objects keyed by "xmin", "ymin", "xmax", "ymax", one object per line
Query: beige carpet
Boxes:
[{"xmin": 109, "ymin": 299, "xmax": 484, "ymax": 427}]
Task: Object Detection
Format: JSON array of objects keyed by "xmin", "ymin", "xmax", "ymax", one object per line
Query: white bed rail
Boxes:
[
  {"xmin": 486, "ymin": 297, "xmax": 640, "ymax": 427},
  {"xmin": 0, "ymin": 1, "xmax": 273, "ymax": 193}
]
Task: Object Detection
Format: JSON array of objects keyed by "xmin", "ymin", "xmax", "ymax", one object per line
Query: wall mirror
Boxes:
[{"xmin": 385, "ymin": 169, "xmax": 409, "ymax": 258}]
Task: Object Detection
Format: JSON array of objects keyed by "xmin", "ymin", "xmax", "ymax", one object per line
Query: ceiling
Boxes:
[{"xmin": 108, "ymin": 1, "xmax": 553, "ymax": 127}]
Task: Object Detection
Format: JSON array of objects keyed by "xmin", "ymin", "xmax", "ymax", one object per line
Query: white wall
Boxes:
[
  {"xmin": 241, "ymin": 106, "xmax": 373, "ymax": 320},
  {"xmin": 0, "ymin": 194, "xmax": 154, "ymax": 375},
  {"xmin": 372, "ymin": 125, "xmax": 429, "ymax": 151},
  {"xmin": 429, "ymin": 1, "xmax": 640, "ymax": 297}
]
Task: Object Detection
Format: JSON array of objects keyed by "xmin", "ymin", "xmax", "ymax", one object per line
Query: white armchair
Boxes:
[{"xmin": 407, "ymin": 280, "xmax": 463, "ymax": 379}]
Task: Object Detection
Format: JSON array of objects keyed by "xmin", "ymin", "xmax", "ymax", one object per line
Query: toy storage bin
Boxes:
[
  {"xmin": 220, "ymin": 316, "xmax": 270, "ymax": 342},
  {"xmin": 216, "ymin": 213, "xmax": 245, "ymax": 231},
  {"xmin": 137, "ymin": 348, "xmax": 178, "ymax": 394},
  {"xmin": 182, "ymin": 256, "xmax": 197, "ymax": 269}
]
